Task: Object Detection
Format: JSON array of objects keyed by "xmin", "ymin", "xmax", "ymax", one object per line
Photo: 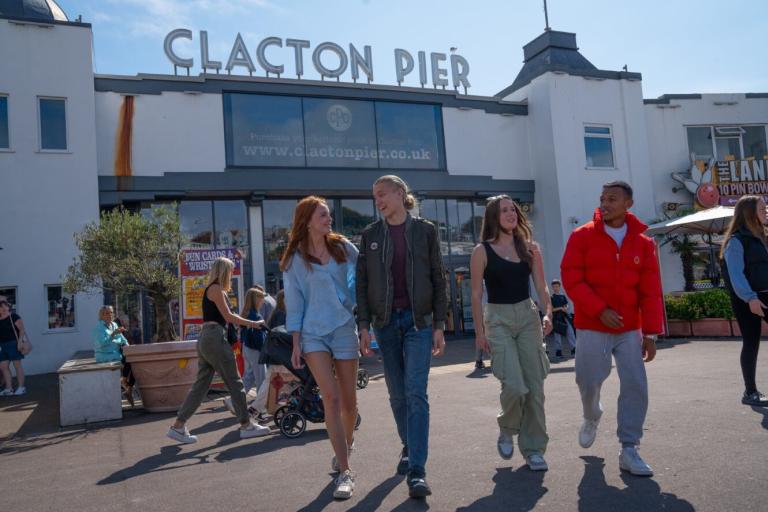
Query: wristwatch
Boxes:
[{"xmin": 644, "ymin": 334, "xmax": 658, "ymax": 342}]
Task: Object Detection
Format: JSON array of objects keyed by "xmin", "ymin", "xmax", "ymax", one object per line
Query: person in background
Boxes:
[
  {"xmin": 561, "ymin": 181, "xmax": 662, "ymax": 477},
  {"xmin": 257, "ymin": 284, "xmax": 276, "ymax": 325},
  {"xmin": 267, "ymin": 290, "xmax": 287, "ymax": 329},
  {"xmin": 167, "ymin": 257, "xmax": 270, "ymax": 444},
  {"xmin": 93, "ymin": 305, "xmax": 135, "ymax": 406},
  {"xmin": 283, "ymin": 196, "xmax": 360, "ymax": 500},
  {"xmin": 721, "ymin": 195, "xmax": 768, "ymax": 406},
  {"xmin": 0, "ymin": 297, "xmax": 27, "ymax": 396},
  {"xmin": 551, "ymin": 279, "xmax": 577, "ymax": 358},
  {"xmin": 470, "ymin": 194, "xmax": 553, "ymax": 472}
]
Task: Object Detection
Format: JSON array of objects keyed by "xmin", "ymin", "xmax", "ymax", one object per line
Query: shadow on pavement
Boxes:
[
  {"xmin": 577, "ymin": 456, "xmax": 694, "ymax": 512},
  {"xmin": 346, "ymin": 474, "xmax": 405, "ymax": 512},
  {"xmin": 296, "ymin": 478, "xmax": 337, "ymax": 512},
  {"xmin": 97, "ymin": 426, "xmax": 326, "ymax": 485},
  {"xmin": 750, "ymin": 406, "xmax": 768, "ymax": 430},
  {"xmin": 457, "ymin": 466, "xmax": 547, "ymax": 511}
]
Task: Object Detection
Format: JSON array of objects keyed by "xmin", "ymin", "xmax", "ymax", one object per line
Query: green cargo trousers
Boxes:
[{"xmin": 485, "ymin": 299, "xmax": 550, "ymax": 456}]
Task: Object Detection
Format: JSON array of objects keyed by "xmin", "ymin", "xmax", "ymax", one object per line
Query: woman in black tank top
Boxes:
[
  {"xmin": 469, "ymin": 195, "xmax": 554, "ymax": 471},
  {"xmin": 167, "ymin": 257, "xmax": 270, "ymax": 445}
]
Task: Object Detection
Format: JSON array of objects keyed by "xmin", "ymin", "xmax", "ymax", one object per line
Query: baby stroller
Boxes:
[{"xmin": 263, "ymin": 326, "xmax": 362, "ymax": 438}]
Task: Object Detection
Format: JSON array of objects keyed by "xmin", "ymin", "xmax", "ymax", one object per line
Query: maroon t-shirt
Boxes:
[{"xmin": 389, "ymin": 222, "xmax": 411, "ymax": 309}]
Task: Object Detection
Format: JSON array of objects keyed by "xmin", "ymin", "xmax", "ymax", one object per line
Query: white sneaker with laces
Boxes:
[
  {"xmin": 497, "ymin": 432, "xmax": 514, "ymax": 460},
  {"xmin": 240, "ymin": 421, "xmax": 270, "ymax": 438},
  {"xmin": 166, "ymin": 426, "xmax": 198, "ymax": 444},
  {"xmin": 525, "ymin": 454, "xmax": 549, "ymax": 471},
  {"xmin": 0, "ymin": 388, "xmax": 13, "ymax": 396},
  {"xmin": 619, "ymin": 446, "xmax": 653, "ymax": 476},
  {"xmin": 331, "ymin": 441, "xmax": 356, "ymax": 472},
  {"xmin": 579, "ymin": 417, "xmax": 600, "ymax": 448},
  {"xmin": 13, "ymin": 386, "xmax": 26, "ymax": 396},
  {"xmin": 223, "ymin": 397, "xmax": 236, "ymax": 416},
  {"xmin": 333, "ymin": 470, "xmax": 355, "ymax": 499}
]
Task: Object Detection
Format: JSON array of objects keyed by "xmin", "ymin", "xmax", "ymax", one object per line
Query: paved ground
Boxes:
[{"xmin": 1, "ymin": 337, "xmax": 767, "ymax": 512}]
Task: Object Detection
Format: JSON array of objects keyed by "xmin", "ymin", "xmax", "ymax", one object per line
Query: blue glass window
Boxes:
[
  {"xmin": 303, "ymin": 98, "xmax": 378, "ymax": 168},
  {"xmin": 39, "ymin": 98, "xmax": 67, "ymax": 150},
  {"xmin": 376, "ymin": 102, "xmax": 443, "ymax": 170},
  {"xmin": 0, "ymin": 96, "xmax": 8, "ymax": 149},
  {"xmin": 584, "ymin": 125, "xmax": 614, "ymax": 168}
]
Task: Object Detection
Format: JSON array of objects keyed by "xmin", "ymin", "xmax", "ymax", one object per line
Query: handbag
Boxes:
[
  {"xmin": 226, "ymin": 323, "xmax": 239, "ymax": 346},
  {"xmin": 9, "ymin": 314, "xmax": 32, "ymax": 355}
]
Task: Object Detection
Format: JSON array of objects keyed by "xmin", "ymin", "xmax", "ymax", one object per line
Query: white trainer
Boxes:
[
  {"xmin": 223, "ymin": 397, "xmax": 236, "ymax": 416},
  {"xmin": 239, "ymin": 421, "xmax": 270, "ymax": 438},
  {"xmin": 497, "ymin": 432, "xmax": 514, "ymax": 460},
  {"xmin": 525, "ymin": 454, "xmax": 549, "ymax": 471},
  {"xmin": 579, "ymin": 417, "xmax": 600, "ymax": 448},
  {"xmin": 0, "ymin": 388, "xmax": 13, "ymax": 396},
  {"xmin": 166, "ymin": 426, "xmax": 198, "ymax": 444},
  {"xmin": 333, "ymin": 470, "xmax": 355, "ymax": 499},
  {"xmin": 13, "ymin": 386, "xmax": 26, "ymax": 396},
  {"xmin": 619, "ymin": 446, "xmax": 653, "ymax": 476}
]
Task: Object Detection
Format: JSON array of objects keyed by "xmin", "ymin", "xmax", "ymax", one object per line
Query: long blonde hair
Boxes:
[
  {"xmin": 720, "ymin": 195, "xmax": 767, "ymax": 259},
  {"xmin": 207, "ymin": 257, "xmax": 234, "ymax": 291},
  {"xmin": 240, "ymin": 287, "xmax": 266, "ymax": 317},
  {"xmin": 374, "ymin": 175, "xmax": 418, "ymax": 210},
  {"xmin": 480, "ymin": 195, "xmax": 534, "ymax": 266}
]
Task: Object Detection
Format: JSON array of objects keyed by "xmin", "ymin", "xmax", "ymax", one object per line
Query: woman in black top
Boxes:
[
  {"xmin": 470, "ymin": 195, "xmax": 553, "ymax": 471},
  {"xmin": 166, "ymin": 257, "xmax": 270, "ymax": 444},
  {"xmin": 0, "ymin": 297, "xmax": 27, "ymax": 396}
]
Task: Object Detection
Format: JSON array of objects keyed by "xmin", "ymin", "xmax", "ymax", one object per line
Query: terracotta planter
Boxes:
[
  {"xmin": 731, "ymin": 319, "xmax": 768, "ymax": 337},
  {"xmin": 691, "ymin": 318, "xmax": 732, "ymax": 337},
  {"xmin": 666, "ymin": 319, "xmax": 692, "ymax": 337},
  {"xmin": 123, "ymin": 341, "xmax": 198, "ymax": 413}
]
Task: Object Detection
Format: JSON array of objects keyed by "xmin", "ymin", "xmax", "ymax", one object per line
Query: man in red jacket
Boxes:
[{"xmin": 561, "ymin": 181, "xmax": 662, "ymax": 477}]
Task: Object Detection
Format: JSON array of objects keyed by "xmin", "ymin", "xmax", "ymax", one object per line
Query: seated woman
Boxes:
[{"xmin": 93, "ymin": 305, "xmax": 136, "ymax": 406}]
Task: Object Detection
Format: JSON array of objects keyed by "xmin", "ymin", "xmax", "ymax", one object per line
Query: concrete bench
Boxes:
[{"xmin": 58, "ymin": 350, "xmax": 123, "ymax": 427}]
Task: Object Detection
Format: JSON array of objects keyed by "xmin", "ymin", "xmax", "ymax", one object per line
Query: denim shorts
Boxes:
[
  {"xmin": 0, "ymin": 340, "xmax": 24, "ymax": 361},
  {"xmin": 301, "ymin": 318, "xmax": 359, "ymax": 360}
]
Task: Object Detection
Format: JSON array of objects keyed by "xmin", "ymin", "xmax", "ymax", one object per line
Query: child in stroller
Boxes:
[{"xmin": 263, "ymin": 326, "xmax": 363, "ymax": 438}]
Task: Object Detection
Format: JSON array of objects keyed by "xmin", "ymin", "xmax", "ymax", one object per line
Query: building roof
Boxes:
[
  {"xmin": 495, "ymin": 30, "xmax": 642, "ymax": 98},
  {"xmin": 0, "ymin": 0, "xmax": 68, "ymax": 22}
]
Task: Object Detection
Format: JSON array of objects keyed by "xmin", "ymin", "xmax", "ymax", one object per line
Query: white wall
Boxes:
[
  {"xmin": 0, "ymin": 19, "xmax": 102, "ymax": 374},
  {"xmin": 96, "ymin": 91, "xmax": 226, "ymax": 176},
  {"xmin": 442, "ymin": 107, "xmax": 532, "ymax": 179}
]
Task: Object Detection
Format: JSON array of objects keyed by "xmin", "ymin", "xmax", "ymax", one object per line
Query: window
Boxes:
[
  {"xmin": 46, "ymin": 285, "xmax": 75, "ymax": 330},
  {"xmin": 584, "ymin": 125, "xmax": 615, "ymax": 168},
  {"xmin": 179, "ymin": 201, "xmax": 214, "ymax": 248},
  {"xmin": 214, "ymin": 200, "xmax": 249, "ymax": 259},
  {"xmin": 419, "ymin": 199, "xmax": 449, "ymax": 256},
  {"xmin": 0, "ymin": 95, "xmax": 8, "ymax": 149},
  {"xmin": 686, "ymin": 127, "xmax": 714, "ymax": 160},
  {"xmin": 686, "ymin": 125, "xmax": 767, "ymax": 161},
  {"xmin": 340, "ymin": 199, "xmax": 376, "ymax": 246},
  {"xmin": 375, "ymin": 102, "xmax": 444, "ymax": 170},
  {"xmin": 303, "ymin": 98, "xmax": 378, "ymax": 168},
  {"xmin": 447, "ymin": 199, "xmax": 475, "ymax": 256},
  {"xmin": 743, "ymin": 126, "xmax": 768, "ymax": 159},
  {"xmin": 39, "ymin": 97, "xmax": 67, "ymax": 150}
]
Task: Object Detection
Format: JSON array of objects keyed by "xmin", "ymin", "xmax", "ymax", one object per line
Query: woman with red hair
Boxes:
[{"xmin": 282, "ymin": 196, "xmax": 359, "ymax": 500}]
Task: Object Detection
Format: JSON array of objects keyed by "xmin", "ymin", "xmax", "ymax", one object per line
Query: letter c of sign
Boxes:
[{"xmin": 164, "ymin": 28, "xmax": 194, "ymax": 68}]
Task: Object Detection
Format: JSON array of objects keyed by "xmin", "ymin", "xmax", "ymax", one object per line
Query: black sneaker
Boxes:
[
  {"xmin": 555, "ymin": 350, "xmax": 563, "ymax": 358},
  {"xmin": 742, "ymin": 391, "xmax": 768, "ymax": 406},
  {"xmin": 407, "ymin": 473, "xmax": 432, "ymax": 499},
  {"xmin": 571, "ymin": 348, "xmax": 576, "ymax": 356},
  {"xmin": 396, "ymin": 446, "xmax": 409, "ymax": 475},
  {"xmin": 475, "ymin": 360, "xmax": 485, "ymax": 369}
]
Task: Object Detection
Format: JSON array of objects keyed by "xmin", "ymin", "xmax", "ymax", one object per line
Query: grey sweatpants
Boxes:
[{"xmin": 575, "ymin": 329, "xmax": 648, "ymax": 445}]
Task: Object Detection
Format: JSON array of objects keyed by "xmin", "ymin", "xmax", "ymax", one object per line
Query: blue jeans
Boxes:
[{"xmin": 374, "ymin": 309, "xmax": 432, "ymax": 476}]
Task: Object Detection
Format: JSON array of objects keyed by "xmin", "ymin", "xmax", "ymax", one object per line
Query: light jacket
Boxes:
[
  {"xmin": 561, "ymin": 209, "xmax": 663, "ymax": 335},
  {"xmin": 93, "ymin": 320, "xmax": 128, "ymax": 363}
]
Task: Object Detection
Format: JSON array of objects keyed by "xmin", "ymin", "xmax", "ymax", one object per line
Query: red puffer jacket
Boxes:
[{"xmin": 560, "ymin": 209, "xmax": 663, "ymax": 335}]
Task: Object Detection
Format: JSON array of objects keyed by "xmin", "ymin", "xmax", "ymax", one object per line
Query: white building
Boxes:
[{"xmin": 1, "ymin": 2, "xmax": 766, "ymax": 374}]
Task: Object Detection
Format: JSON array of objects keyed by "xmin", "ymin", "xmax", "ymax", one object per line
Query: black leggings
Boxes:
[
  {"xmin": 120, "ymin": 352, "xmax": 135, "ymax": 387},
  {"xmin": 730, "ymin": 291, "xmax": 768, "ymax": 394}
]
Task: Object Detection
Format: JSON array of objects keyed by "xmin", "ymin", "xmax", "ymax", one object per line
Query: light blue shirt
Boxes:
[
  {"xmin": 284, "ymin": 241, "xmax": 359, "ymax": 337},
  {"xmin": 93, "ymin": 320, "xmax": 128, "ymax": 363},
  {"xmin": 724, "ymin": 238, "xmax": 758, "ymax": 302}
]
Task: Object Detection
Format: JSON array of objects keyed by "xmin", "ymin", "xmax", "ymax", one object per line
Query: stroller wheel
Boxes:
[
  {"xmin": 356, "ymin": 369, "xmax": 369, "ymax": 389},
  {"xmin": 280, "ymin": 411, "xmax": 307, "ymax": 439},
  {"xmin": 354, "ymin": 412, "xmax": 362, "ymax": 431},
  {"xmin": 273, "ymin": 405, "xmax": 289, "ymax": 428}
]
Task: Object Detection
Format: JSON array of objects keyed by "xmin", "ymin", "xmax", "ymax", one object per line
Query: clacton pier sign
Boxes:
[{"xmin": 163, "ymin": 29, "xmax": 472, "ymax": 91}]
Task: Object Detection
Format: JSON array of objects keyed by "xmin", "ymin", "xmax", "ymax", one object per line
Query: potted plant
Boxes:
[
  {"xmin": 664, "ymin": 294, "xmax": 696, "ymax": 337},
  {"xmin": 65, "ymin": 206, "xmax": 199, "ymax": 412},
  {"xmin": 687, "ymin": 288, "xmax": 733, "ymax": 337}
]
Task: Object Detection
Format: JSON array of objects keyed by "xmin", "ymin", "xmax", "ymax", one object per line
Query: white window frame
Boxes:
[
  {"xmin": 43, "ymin": 284, "xmax": 77, "ymax": 333},
  {"xmin": 685, "ymin": 124, "xmax": 768, "ymax": 161},
  {"xmin": 583, "ymin": 123, "xmax": 616, "ymax": 170},
  {"xmin": 0, "ymin": 93, "xmax": 10, "ymax": 152},
  {"xmin": 37, "ymin": 96, "xmax": 69, "ymax": 153}
]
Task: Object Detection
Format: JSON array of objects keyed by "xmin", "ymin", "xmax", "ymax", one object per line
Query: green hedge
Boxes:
[{"xmin": 664, "ymin": 288, "xmax": 733, "ymax": 320}]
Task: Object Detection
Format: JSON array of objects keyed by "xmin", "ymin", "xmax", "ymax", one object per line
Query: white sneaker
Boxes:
[
  {"xmin": 579, "ymin": 417, "xmax": 600, "ymax": 448},
  {"xmin": 332, "ymin": 441, "xmax": 356, "ymax": 472},
  {"xmin": 223, "ymin": 397, "xmax": 236, "ymax": 416},
  {"xmin": 166, "ymin": 426, "xmax": 198, "ymax": 444},
  {"xmin": 497, "ymin": 432, "xmax": 514, "ymax": 460},
  {"xmin": 13, "ymin": 386, "xmax": 26, "ymax": 396},
  {"xmin": 525, "ymin": 454, "xmax": 549, "ymax": 471},
  {"xmin": 239, "ymin": 421, "xmax": 270, "ymax": 439},
  {"xmin": 333, "ymin": 470, "xmax": 355, "ymax": 500},
  {"xmin": 0, "ymin": 389, "xmax": 13, "ymax": 396},
  {"xmin": 619, "ymin": 446, "xmax": 653, "ymax": 476}
]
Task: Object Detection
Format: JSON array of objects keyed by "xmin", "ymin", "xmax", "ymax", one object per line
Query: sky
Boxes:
[{"xmin": 58, "ymin": 0, "xmax": 768, "ymax": 99}]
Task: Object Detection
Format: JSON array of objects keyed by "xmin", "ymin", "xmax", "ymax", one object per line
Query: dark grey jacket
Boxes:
[{"xmin": 355, "ymin": 214, "xmax": 447, "ymax": 331}]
